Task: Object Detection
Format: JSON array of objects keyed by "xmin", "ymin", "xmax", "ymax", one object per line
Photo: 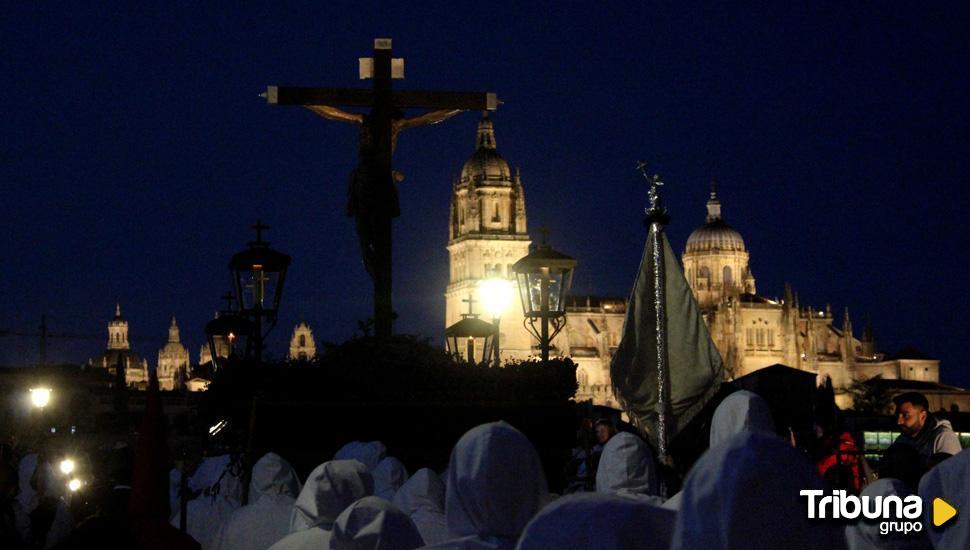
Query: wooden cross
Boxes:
[{"xmin": 265, "ymin": 38, "xmax": 498, "ymax": 338}]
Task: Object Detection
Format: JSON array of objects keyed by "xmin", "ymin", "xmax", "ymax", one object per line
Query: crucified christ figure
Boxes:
[{"xmin": 306, "ymin": 105, "xmax": 463, "ymax": 277}]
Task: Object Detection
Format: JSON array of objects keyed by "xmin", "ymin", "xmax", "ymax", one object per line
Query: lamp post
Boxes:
[
  {"xmin": 205, "ymin": 312, "xmax": 254, "ymax": 369},
  {"xmin": 228, "ymin": 221, "xmax": 291, "ymax": 362},
  {"xmin": 511, "ymin": 241, "xmax": 576, "ymax": 362},
  {"xmin": 445, "ymin": 316, "xmax": 497, "ymax": 366},
  {"xmin": 445, "ymin": 294, "xmax": 496, "ymax": 366},
  {"xmin": 479, "ymin": 278, "xmax": 513, "ymax": 368}
]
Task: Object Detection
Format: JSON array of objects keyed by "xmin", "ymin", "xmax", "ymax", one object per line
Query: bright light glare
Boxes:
[
  {"xmin": 480, "ymin": 278, "xmax": 513, "ymax": 319},
  {"xmin": 59, "ymin": 459, "xmax": 75, "ymax": 475},
  {"xmin": 68, "ymin": 478, "xmax": 82, "ymax": 492},
  {"xmin": 30, "ymin": 388, "xmax": 51, "ymax": 408}
]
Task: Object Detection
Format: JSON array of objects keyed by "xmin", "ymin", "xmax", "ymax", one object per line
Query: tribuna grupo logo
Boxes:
[{"xmin": 801, "ymin": 490, "xmax": 923, "ymax": 535}]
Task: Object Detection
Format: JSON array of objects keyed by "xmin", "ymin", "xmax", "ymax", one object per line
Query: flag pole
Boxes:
[{"xmin": 637, "ymin": 162, "xmax": 672, "ymax": 461}]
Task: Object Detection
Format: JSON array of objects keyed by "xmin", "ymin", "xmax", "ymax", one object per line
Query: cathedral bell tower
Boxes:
[
  {"xmin": 107, "ymin": 303, "xmax": 130, "ymax": 350},
  {"xmin": 445, "ymin": 114, "xmax": 532, "ymax": 360}
]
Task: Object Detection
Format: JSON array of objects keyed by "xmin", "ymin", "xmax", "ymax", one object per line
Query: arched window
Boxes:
[
  {"xmin": 299, "ymin": 334, "xmax": 306, "ymax": 347},
  {"xmin": 699, "ymin": 266, "xmax": 711, "ymax": 279},
  {"xmin": 723, "ymin": 266, "xmax": 733, "ymax": 286}
]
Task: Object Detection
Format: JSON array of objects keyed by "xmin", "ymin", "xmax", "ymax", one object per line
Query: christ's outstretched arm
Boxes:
[
  {"xmin": 305, "ymin": 105, "xmax": 365, "ymax": 125},
  {"xmin": 395, "ymin": 109, "xmax": 463, "ymax": 131}
]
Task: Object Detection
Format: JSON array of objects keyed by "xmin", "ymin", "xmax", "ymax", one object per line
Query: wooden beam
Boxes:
[
  {"xmin": 265, "ymin": 86, "xmax": 498, "ymax": 111},
  {"xmin": 392, "ymin": 91, "xmax": 498, "ymax": 110},
  {"xmin": 264, "ymin": 86, "xmax": 373, "ymax": 106}
]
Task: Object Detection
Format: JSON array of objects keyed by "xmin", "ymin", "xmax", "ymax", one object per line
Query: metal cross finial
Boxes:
[
  {"xmin": 251, "ymin": 220, "xmax": 269, "ymax": 243},
  {"xmin": 220, "ymin": 292, "xmax": 235, "ymax": 312},
  {"xmin": 538, "ymin": 226, "xmax": 550, "ymax": 246},
  {"xmin": 461, "ymin": 293, "xmax": 479, "ymax": 319}
]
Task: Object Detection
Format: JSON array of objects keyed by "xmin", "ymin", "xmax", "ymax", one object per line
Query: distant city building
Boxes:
[
  {"xmin": 444, "ymin": 116, "xmax": 949, "ymax": 409},
  {"xmin": 157, "ymin": 317, "xmax": 189, "ymax": 390},
  {"xmin": 199, "ymin": 312, "xmax": 229, "ymax": 367},
  {"xmin": 288, "ymin": 320, "xmax": 317, "ymax": 361},
  {"xmin": 91, "ymin": 304, "xmax": 149, "ymax": 388}
]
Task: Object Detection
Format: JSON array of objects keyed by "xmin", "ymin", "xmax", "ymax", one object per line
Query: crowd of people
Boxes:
[{"xmin": 0, "ymin": 388, "xmax": 967, "ymax": 549}]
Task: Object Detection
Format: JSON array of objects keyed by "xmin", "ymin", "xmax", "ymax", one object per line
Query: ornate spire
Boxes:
[
  {"xmin": 115, "ymin": 303, "xmax": 122, "ymax": 318},
  {"xmin": 168, "ymin": 316, "xmax": 181, "ymax": 343},
  {"xmin": 476, "ymin": 112, "xmax": 496, "ymax": 150},
  {"xmin": 706, "ymin": 178, "xmax": 722, "ymax": 223}
]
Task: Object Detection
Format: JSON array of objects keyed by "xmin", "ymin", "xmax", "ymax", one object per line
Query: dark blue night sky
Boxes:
[{"xmin": 2, "ymin": 2, "xmax": 968, "ymax": 386}]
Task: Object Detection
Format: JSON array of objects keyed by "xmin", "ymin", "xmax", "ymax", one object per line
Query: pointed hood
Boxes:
[
  {"xmin": 393, "ymin": 468, "xmax": 445, "ymax": 516},
  {"xmin": 919, "ymin": 447, "xmax": 970, "ymax": 549},
  {"xmin": 393, "ymin": 468, "xmax": 448, "ymax": 546},
  {"xmin": 290, "ymin": 460, "xmax": 373, "ymax": 532},
  {"xmin": 373, "ymin": 456, "xmax": 409, "ymax": 501},
  {"xmin": 444, "ymin": 422, "xmax": 547, "ymax": 544},
  {"xmin": 518, "ymin": 492, "xmax": 675, "ymax": 550},
  {"xmin": 611, "ymin": 222, "xmax": 724, "ymax": 451},
  {"xmin": 709, "ymin": 390, "xmax": 776, "ymax": 447},
  {"xmin": 335, "ymin": 441, "xmax": 387, "ymax": 471},
  {"xmin": 672, "ymin": 431, "xmax": 843, "ymax": 550},
  {"xmin": 250, "ymin": 452, "xmax": 302, "ymax": 503},
  {"xmin": 846, "ymin": 478, "xmax": 927, "ymax": 549},
  {"xmin": 331, "ymin": 496, "xmax": 424, "ymax": 549},
  {"xmin": 594, "ymin": 432, "xmax": 660, "ymax": 499}
]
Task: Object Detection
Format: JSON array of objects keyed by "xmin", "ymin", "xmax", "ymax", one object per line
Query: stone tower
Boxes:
[
  {"xmin": 682, "ymin": 185, "xmax": 756, "ymax": 309},
  {"xmin": 157, "ymin": 317, "xmax": 189, "ymax": 390},
  {"xmin": 445, "ymin": 114, "xmax": 533, "ymax": 360},
  {"xmin": 288, "ymin": 320, "xmax": 317, "ymax": 361},
  {"xmin": 107, "ymin": 303, "xmax": 130, "ymax": 350}
]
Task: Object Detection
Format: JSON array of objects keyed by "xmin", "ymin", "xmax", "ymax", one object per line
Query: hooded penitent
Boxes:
[
  {"xmin": 664, "ymin": 389, "xmax": 776, "ymax": 511},
  {"xmin": 672, "ymin": 431, "xmax": 845, "ymax": 550},
  {"xmin": 709, "ymin": 389, "xmax": 776, "ymax": 447},
  {"xmin": 373, "ymin": 456, "xmax": 409, "ymax": 501},
  {"xmin": 335, "ymin": 441, "xmax": 388, "ymax": 472},
  {"xmin": 594, "ymin": 432, "xmax": 661, "ymax": 501},
  {"xmin": 426, "ymin": 421, "xmax": 547, "ymax": 549},
  {"xmin": 211, "ymin": 452, "xmax": 302, "ymax": 550},
  {"xmin": 270, "ymin": 459, "xmax": 375, "ymax": 550},
  {"xmin": 517, "ymin": 492, "xmax": 675, "ymax": 550},
  {"xmin": 919, "ymin": 447, "xmax": 970, "ymax": 549},
  {"xmin": 331, "ymin": 496, "xmax": 424, "ymax": 549},
  {"xmin": 393, "ymin": 468, "xmax": 448, "ymax": 546},
  {"xmin": 844, "ymin": 478, "xmax": 927, "ymax": 550}
]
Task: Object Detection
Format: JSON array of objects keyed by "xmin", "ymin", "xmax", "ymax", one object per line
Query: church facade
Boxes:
[{"xmin": 444, "ymin": 116, "xmax": 941, "ymax": 408}]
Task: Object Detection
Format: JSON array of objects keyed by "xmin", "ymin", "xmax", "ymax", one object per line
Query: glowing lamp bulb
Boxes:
[
  {"xmin": 30, "ymin": 388, "xmax": 51, "ymax": 408},
  {"xmin": 59, "ymin": 459, "xmax": 75, "ymax": 475},
  {"xmin": 68, "ymin": 478, "xmax": 81, "ymax": 492}
]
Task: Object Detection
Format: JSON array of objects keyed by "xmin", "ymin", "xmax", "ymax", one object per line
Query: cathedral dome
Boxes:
[
  {"xmin": 685, "ymin": 190, "xmax": 746, "ymax": 253},
  {"xmin": 459, "ymin": 113, "xmax": 512, "ymax": 186}
]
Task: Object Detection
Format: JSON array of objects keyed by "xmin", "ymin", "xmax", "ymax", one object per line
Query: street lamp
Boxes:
[
  {"xmin": 480, "ymin": 278, "xmax": 513, "ymax": 367},
  {"xmin": 59, "ymin": 458, "xmax": 75, "ymax": 475},
  {"xmin": 445, "ymin": 316, "xmax": 497, "ymax": 366},
  {"xmin": 205, "ymin": 313, "xmax": 254, "ymax": 369},
  {"xmin": 511, "ymin": 241, "xmax": 576, "ymax": 361},
  {"xmin": 229, "ymin": 220, "xmax": 291, "ymax": 361},
  {"xmin": 29, "ymin": 387, "xmax": 51, "ymax": 409}
]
